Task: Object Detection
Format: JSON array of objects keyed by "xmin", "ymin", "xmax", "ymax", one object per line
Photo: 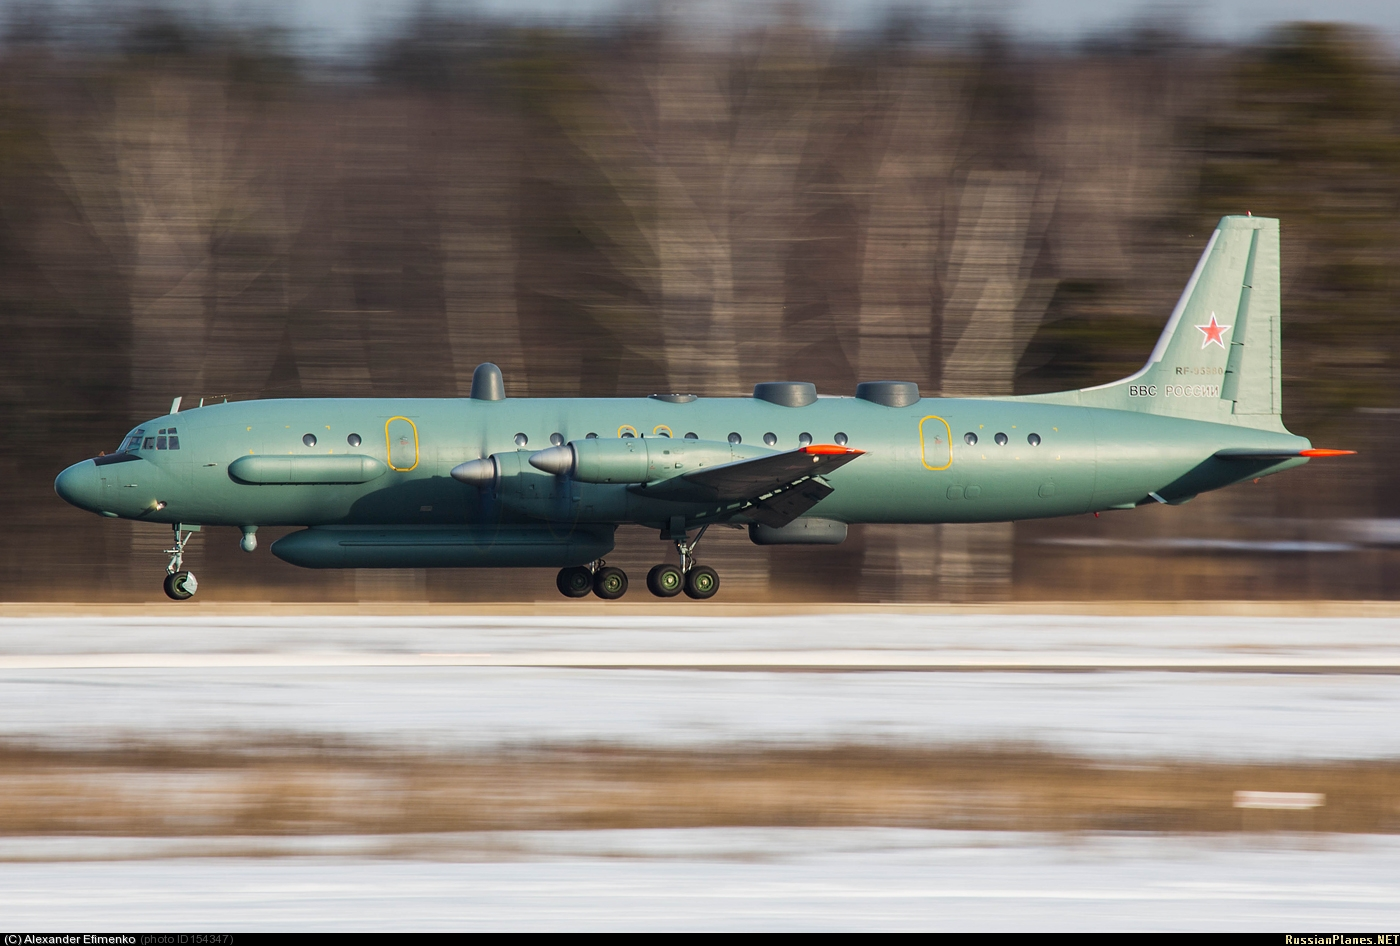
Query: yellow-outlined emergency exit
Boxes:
[
  {"xmin": 385, "ymin": 416, "xmax": 419, "ymax": 471},
  {"xmin": 919, "ymin": 415, "xmax": 952, "ymax": 471}
]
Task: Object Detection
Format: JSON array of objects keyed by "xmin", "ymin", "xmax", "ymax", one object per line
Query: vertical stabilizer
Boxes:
[{"xmin": 1026, "ymin": 216, "xmax": 1286, "ymax": 431}]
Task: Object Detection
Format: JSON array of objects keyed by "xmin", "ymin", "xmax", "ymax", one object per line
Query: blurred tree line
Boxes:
[{"xmin": 1, "ymin": 8, "xmax": 1395, "ymax": 600}]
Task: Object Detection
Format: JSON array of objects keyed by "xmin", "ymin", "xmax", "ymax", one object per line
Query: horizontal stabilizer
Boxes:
[{"xmin": 1215, "ymin": 447, "xmax": 1355, "ymax": 461}]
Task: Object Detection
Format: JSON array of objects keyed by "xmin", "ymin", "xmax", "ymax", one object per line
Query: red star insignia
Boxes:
[{"xmin": 1196, "ymin": 312, "xmax": 1231, "ymax": 349}]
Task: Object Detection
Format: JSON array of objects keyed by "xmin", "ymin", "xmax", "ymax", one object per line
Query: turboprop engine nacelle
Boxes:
[{"xmin": 529, "ymin": 438, "xmax": 744, "ymax": 484}]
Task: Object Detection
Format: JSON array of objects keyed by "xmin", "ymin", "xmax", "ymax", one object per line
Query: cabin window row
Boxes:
[
  {"xmin": 511, "ymin": 431, "xmax": 850, "ymax": 448},
  {"xmin": 964, "ymin": 431, "xmax": 1042, "ymax": 447},
  {"xmin": 299, "ymin": 427, "xmax": 1042, "ymax": 452},
  {"xmin": 294, "ymin": 429, "xmax": 853, "ymax": 451},
  {"xmin": 299, "ymin": 433, "xmax": 363, "ymax": 448}
]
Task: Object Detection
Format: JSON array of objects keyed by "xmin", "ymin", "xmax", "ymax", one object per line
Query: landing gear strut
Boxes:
[
  {"xmin": 647, "ymin": 524, "xmax": 720, "ymax": 600},
  {"xmin": 162, "ymin": 524, "xmax": 198, "ymax": 601}
]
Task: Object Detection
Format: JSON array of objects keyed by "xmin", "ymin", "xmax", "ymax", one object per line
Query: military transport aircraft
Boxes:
[{"xmin": 54, "ymin": 215, "xmax": 1352, "ymax": 600}]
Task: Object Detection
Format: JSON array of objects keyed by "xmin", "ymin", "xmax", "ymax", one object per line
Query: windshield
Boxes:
[{"xmin": 116, "ymin": 429, "xmax": 144, "ymax": 454}]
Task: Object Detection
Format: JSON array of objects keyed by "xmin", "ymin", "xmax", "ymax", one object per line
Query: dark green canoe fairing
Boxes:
[{"xmin": 52, "ymin": 216, "xmax": 1349, "ymax": 585}]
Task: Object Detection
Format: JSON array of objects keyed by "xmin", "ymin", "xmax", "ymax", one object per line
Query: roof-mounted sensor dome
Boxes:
[
  {"xmin": 753, "ymin": 382, "xmax": 817, "ymax": 407},
  {"xmin": 855, "ymin": 381, "xmax": 920, "ymax": 407}
]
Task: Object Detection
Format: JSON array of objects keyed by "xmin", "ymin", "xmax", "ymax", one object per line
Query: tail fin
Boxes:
[{"xmin": 1031, "ymin": 215, "xmax": 1286, "ymax": 431}]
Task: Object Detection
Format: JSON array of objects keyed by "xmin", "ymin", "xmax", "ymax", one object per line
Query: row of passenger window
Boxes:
[
  {"xmin": 965, "ymin": 431, "xmax": 1042, "ymax": 447},
  {"xmin": 509, "ymin": 431, "xmax": 851, "ymax": 448},
  {"xmin": 300, "ymin": 433, "xmax": 363, "ymax": 447},
  {"xmin": 286, "ymin": 427, "xmax": 1043, "ymax": 452}
]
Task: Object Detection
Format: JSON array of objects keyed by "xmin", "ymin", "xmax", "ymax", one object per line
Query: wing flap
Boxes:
[
  {"xmin": 745, "ymin": 477, "xmax": 836, "ymax": 528},
  {"xmin": 686, "ymin": 445, "xmax": 859, "ymax": 500},
  {"xmin": 632, "ymin": 444, "xmax": 863, "ymax": 511}
]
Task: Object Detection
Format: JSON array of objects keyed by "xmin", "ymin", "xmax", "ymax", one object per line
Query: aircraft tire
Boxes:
[
  {"xmin": 646, "ymin": 564, "xmax": 683, "ymax": 598},
  {"xmin": 556, "ymin": 566, "xmax": 594, "ymax": 598},
  {"xmin": 683, "ymin": 565, "xmax": 719, "ymax": 600},
  {"xmin": 593, "ymin": 566, "xmax": 628, "ymax": 600},
  {"xmin": 163, "ymin": 571, "xmax": 197, "ymax": 601}
]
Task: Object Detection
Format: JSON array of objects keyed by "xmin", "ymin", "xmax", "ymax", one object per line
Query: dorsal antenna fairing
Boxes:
[{"xmin": 471, "ymin": 363, "xmax": 506, "ymax": 401}]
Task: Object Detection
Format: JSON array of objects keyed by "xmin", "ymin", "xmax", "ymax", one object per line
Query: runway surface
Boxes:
[{"xmin": 1, "ymin": 613, "xmax": 1398, "ymax": 759}]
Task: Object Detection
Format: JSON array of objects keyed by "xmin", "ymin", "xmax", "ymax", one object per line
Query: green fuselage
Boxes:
[
  {"xmin": 49, "ymin": 215, "xmax": 1330, "ymax": 592},
  {"xmin": 56, "ymin": 394, "xmax": 1309, "ymax": 532}
]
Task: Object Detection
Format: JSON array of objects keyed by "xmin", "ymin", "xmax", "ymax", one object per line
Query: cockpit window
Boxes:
[
  {"xmin": 148, "ymin": 426, "xmax": 182, "ymax": 450},
  {"xmin": 143, "ymin": 437, "xmax": 155, "ymax": 450},
  {"xmin": 118, "ymin": 429, "xmax": 144, "ymax": 453}
]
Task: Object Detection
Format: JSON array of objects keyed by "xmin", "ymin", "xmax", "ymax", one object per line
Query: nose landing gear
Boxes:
[{"xmin": 162, "ymin": 524, "xmax": 198, "ymax": 600}]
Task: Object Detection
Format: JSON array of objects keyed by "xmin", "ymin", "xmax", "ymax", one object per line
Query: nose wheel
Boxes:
[
  {"xmin": 163, "ymin": 570, "xmax": 197, "ymax": 600},
  {"xmin": 162, "ymin": 524, "xmax": 198, "ymax": 601}
]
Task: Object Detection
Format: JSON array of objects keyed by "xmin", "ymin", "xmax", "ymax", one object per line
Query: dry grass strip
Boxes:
[{"xmin": 0, "ymin": 740, "xmax": 1395, "ymax": 836}]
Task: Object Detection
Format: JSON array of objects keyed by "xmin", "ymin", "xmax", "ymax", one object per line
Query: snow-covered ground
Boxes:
[
  {"xmin": 3, "ymin": 613, "xmax": 1398, "ymax": 928},
  {"xmin": 3, "ymin": 828, "xmax": 1397, "ymax": 930},
  {"xmin": 0, "ymin": 614, "xmax": 1395, "ymax": 759}
]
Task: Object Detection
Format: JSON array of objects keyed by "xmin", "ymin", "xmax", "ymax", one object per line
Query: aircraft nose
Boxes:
[{"xmin": 54, "ymin": 460, "xmax": 103, "ymax": 512}]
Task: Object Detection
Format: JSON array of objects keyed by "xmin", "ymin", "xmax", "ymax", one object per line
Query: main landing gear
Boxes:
[
  {"xmin": 556, "ymin": 560, "xmax": 629, "ymax": 600},
  {"xmin": 162, "ymin": 524, "xmax": 198, "ymax": 601},
  {"xmin": 668, "ymin": 524, "xmax": 719, "ymax": 600},
  {"xmin": 552, "ymin": 525, "xmax": 721, "ymax": 601}
]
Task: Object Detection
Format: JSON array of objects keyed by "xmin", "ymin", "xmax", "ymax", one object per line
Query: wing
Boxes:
[{"xmin": 632, "ymin": 444, "xmax": 864, "ymax": 527}]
